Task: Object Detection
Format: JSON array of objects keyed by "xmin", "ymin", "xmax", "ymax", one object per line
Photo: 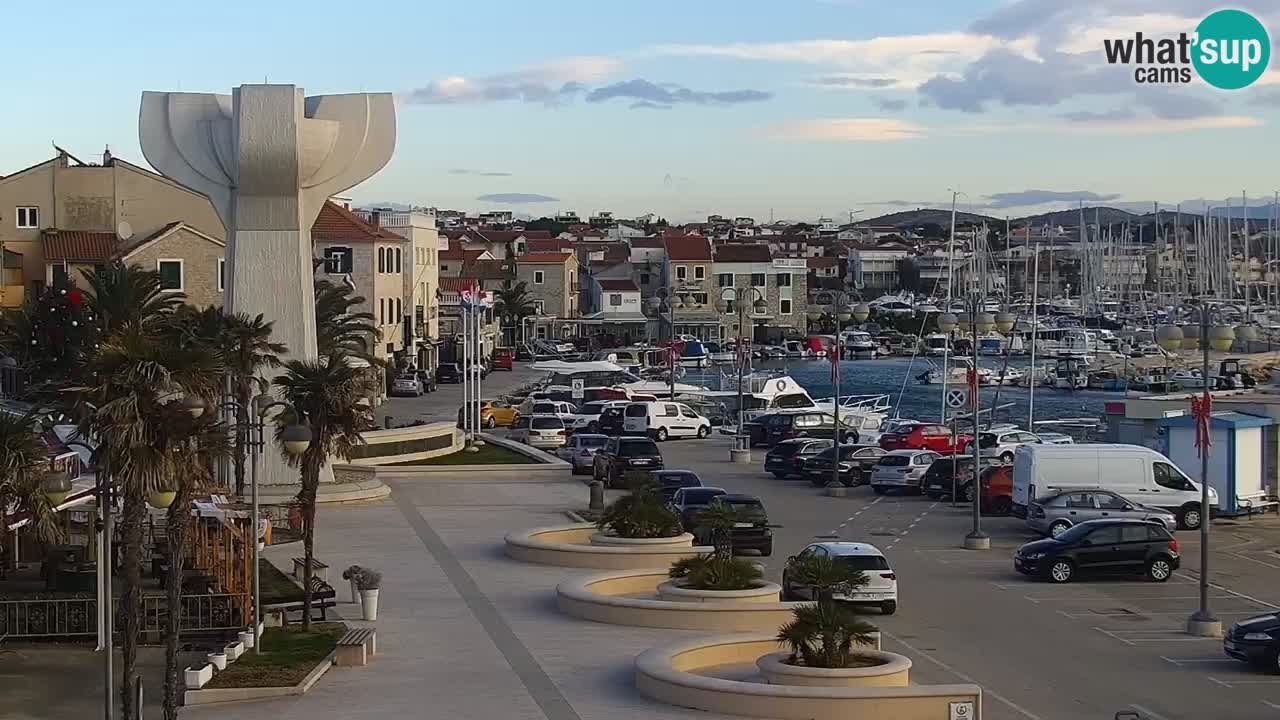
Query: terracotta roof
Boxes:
[
  {"xmin": 713, "ymin": 244, "xmax": 773, "ymax": 263},
  {"xmin": 474, "ymin": 229, "xmax": 552, "ymax": 243},
  {"xmin": 439, "ymin": 277, "xmax": 478, "ymax": 292},
  {"xmin": 42, "ymin": 230, "xmax": 118, "ymax": 262},
  {"xmin": 518, "ymin": 252, "xmax": 572, "ymax": 264},
  {"xmin": 462, "ymin": 259, "xmax": 511, "ymax": 280},
  {"xmin": 312, "ymin": 201, "xmax": 404, "ymax": 242},
  {"xmin": 440, "ymin": 248, "xmax": 485, "ymax": 262},
  {"xmin": 663, "ymin": 235, "xmax": 713, "ymax": 261},
  {"xmin": 597, "ymin": 278, "xmax": 639, "ymax": 292},
  {"xmin": 630, "ymin": 237, "xmax": 665, "ymax": 249},
  {"xmin": 527, "ymin": 238, "xmax": 575, "ymax": 253},
  {"xmin": 807, "ymin": 257, "xmax": 841, "ymax": 268}
]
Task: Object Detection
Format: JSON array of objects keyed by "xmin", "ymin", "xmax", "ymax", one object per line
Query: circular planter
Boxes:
[
  {"xmin": 656, "ymin": 580, "xmax": 781, "ymax": 604},
  {"xmin": 506, "ymin": 525, "xmax": 710, "ymax": 570},
  {"xmin": 756, "ymin": 650, "xmax": 911, "ymax": 688},
  {"xmin": 589, "ymin": 532, "xmax": 694, "ymax": 548}
]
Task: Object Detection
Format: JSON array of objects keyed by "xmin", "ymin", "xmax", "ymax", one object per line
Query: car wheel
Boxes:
[
  {"xmin": 1269, "ymin": 647, "xmax": 1280, "ymax": 675},
  {"xmin": 1047, "ymin": 559, "xmax": 1074, "ymax": 583},
  {"xmin": 1179, "ymin": 504, "xmax": 1203, "ymax": 530},
  {"xmin": 1049, "ymin": 520, "xmax": 1072, "ymax": 538},
  {"xmin": 1146, "ymin": 557, "xmax": 1174, "ymax": 582},
  {"xmin": 962, "ymin": 483, "xmax": 976, "ymax": 503},
  {"xmin": 655, "ymin": 427, "xmax": 669, "ymax": 442},
  {"xmin": 697, "ymin": 425, "xmax": 709, "ymax": 439},
  {"xmin": 485, "ymin": 416, "xmax": 496, "ymax": 429},
  {"xmin": 881, "ymin": 600, "xmax": 897, "ymax": 615},
  {"xmin": 780, "ymin": 574, "xmax": 797, "ymax": 601},
  {"xmin": 872, "ymin": 486, "xmax": 887, "ymax": 495}
]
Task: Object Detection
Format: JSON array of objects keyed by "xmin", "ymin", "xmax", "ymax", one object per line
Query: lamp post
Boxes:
[
  {"xmin": 58, "ymin": 440, "xmax": 111, "ymax": 720},
  {"xmin": 716, "ymin": 286, "xmax": 767, "ymax": 463},
  {"xmin": 648, "ymin": 287, "xmax": 689, "ymax": 400},
  {"xmin": 964, "ymin": 293, "xmax": 994, "ymax": 550}
]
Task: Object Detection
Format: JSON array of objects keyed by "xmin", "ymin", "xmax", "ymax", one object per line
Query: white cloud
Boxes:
[
  {"xmin": 757, "ymin": 113, "xmax": 1262, "ymax": 142},
  {"xmin": 758, "ymin": 117, "xmax": 927, "ymax": 141},
  {"xmin": 406, "ymin": 56, "xmax": 622, "ymax": 104}
]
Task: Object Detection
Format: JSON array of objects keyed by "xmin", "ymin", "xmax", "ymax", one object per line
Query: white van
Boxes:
[
  {"xmin": 1012, "ymin": 444, "xmax": 1218, "ymax": 529},
  {"xmin": 622, "ymin": 401, "xmax": 711, "ymax": 441}
]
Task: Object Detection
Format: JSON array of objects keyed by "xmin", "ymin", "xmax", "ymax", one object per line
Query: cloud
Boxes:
[
  {"xmin": 1249, "ymin": 88, "xmax": 1280, "ymax": 107},
  {"xmin": 476, "ymin": 193, "xmax": 559, "ymax": 204},
  {"xmin": 448, "ymin": 168, "xmax": 513, "ymax": 177},
  {"xmin": 758, "ymin": 118, "xmax": 926, "ymax": 141},
  {"xmin": 873, "ymin": 97, "xmax": 908, "ymax": 112},
  {"xmin": 631, "ymin": 101, "xmax": 673, "ymax": 110},
  {"xmin": 1044, "ymin": 114, "xmax": 1262, "ymax": 133},
  {"xmin": 984, "ymin": 190, "xmax": 1123, "ymax": 209},
  {"xmin": 585, "ymin": 79, "xmax": 771, "ymax": 108},
  {"xmin": 874, "ymin": 199, "xmax": 943, "ymax": 207},
  {"xmin": 406, "ymin": 56, "xmax": 621, "ymax": 105},
  {"xmin": 811, "ymin": 75, "xmax": 897, "ymax": 88}
]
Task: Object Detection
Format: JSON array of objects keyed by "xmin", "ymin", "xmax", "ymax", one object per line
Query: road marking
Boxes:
[
  {"xmin": 1229, "ymin": 551, "xmax": 1280, "ymax": 571},
  {"xmin": 1210, "ymin": 676, "xmax": 1280, "ymax": 686},
  {"xmin": 1262, "ymin": 699, "xmax": 1280, "ymax": 710},
  {"xmin": 1094, "ymin": 627, "xmax": 1136, "ymax": 645},
  {"xmin": 1175, "ymin": 571, "xmax": 1280, "ymax": 610},
  {"xmin": 1130, "ymin": 704, "xmax": 1173, "ymax": 720},
  {"xmin": 1160, "ymin": 656, "xmax": 1237, "ymax": 665},
  {"xmin": 1060, "ymin": 610, "xmax": 1258, "ymax": 618},
  {"xmin": 880, "ymin": 630, "xmax": 1044, "ymax": 720}
]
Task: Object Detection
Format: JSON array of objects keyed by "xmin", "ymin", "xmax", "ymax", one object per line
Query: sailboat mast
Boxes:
[
  {"xmin": 1029, "ymin": 241, "xmax": 1040, "ymax": 430},
  {"xmin": 1244, "ymin": 190, "xmax": 1250, "ymax": 323},
  {"xmin": 1079, "ymin": 201, "xmax": 1087, "ymax": 315},
  {"xmin": 942, "ymin": 190, "xmax": 958, "ymax": 424}
]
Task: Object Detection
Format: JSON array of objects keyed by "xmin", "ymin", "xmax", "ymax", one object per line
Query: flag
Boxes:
[
  {"xmin": 1192, "ymin": 394, "xmax": 1213, "ymax": 456},
  {"xmin": 829, "ymin": 342, "xmax": 841, "ymax": 385}
]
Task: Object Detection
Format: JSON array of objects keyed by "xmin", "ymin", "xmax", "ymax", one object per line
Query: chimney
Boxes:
[
  {"xmin": 369, "ymin": 211, "xmax": 381, "ymax": 228},
  {"xmin": 103, "ymin": 145, "xmax": 113, "ymax": 166}
]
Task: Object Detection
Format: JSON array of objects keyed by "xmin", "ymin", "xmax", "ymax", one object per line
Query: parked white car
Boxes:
[
  {"xmin": 622, "ymin": 401, "xmax": 712, "ymax": 441},
  {"xmin": 869, "ymin": 449, "xmax": 940, "ymax": 495},
  {"xmin": 978, "ymin": 429, "xmax": 1042, "ymax": 464},
  {"xmin": 508, "ymin": 415, "xmax": 568, "ymax": 449},
  {"xmin": 569, "ymin": 400, "xmax": 629, "ymax": 433},
  {"xmin": 782, "ymin": 541, "xmax": 898, "ymax": 614},
  {"xmin": 528, "ymin": 401, "xmax": 578, "ymax": 424}
]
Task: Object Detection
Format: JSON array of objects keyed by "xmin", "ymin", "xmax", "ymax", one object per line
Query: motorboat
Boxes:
[
  {"xmin": 704, "ymin": 341, "xmax": 738, "ymax": 365},
  {"xmin": 1087, "ymin": 370, "xmax": 1128, "ymax": 391},
  {"xmin": 914, "ymin": 300, "xmax": 941, "ymax": 314},
  {"xmin": 1052, "ymin": 356, "xmax": 1089, "ymax": 390},
  {"xmin": 704, "ymin": 371, "xmax": 817, "ymax": 423},
  {"xmin": 783, "ymin": 340, "xmax": 812, "ymax": 358},
  {"xmin": 917, "ymin": 357, "xmax": 993, "ymax": 385},
  {"xmin": 989, "ymin": 366, "xmax": 1025, "ymax": 386},
  {"xmin": 842, "ymin": 331, "xmax": 878, "ymax": 358},
  {"xmin": 675, "ymin": 339, "xmax": 711, "ymax": 368},
  {"xmin": 1170, "ymin": 368, "xmax": 1207, "ymax": 389},
  {"xmin": 976, "ymin": 334, "xmax": 1004, "ymax": 356},
  {"xmin": 810, "ymin": 394, "xmax": 891, "ymax": 438},
  {"xmin": 923, "ymin": 333, "xmax": 950, "ymax": 357}
]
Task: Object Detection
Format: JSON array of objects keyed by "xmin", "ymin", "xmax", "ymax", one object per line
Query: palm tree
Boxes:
[
  {"xmin": 314, "ymin": 279, "xmax": 380, "ymax": 363},
  {"xmin": 776, "ymin": 599, "xmax": 877, "ymax": 668},
  {"xmin": 221, "ymin": 313, "xmax": 285, "ymax": 496},
  {"xmin": 494, "ymin": 279, "xmax": 537, "ymax": 345},
  {"xmin": 82, "ymin": 261, "xmax": 183, "ymax": 335},
  {"xmin": 0, "ymin": 412, "xmax": 62, "ymax": 575},
  {"xmin": 273, "ymin": 355, "xmax": 375, "ymax": 630},
  {"xmin": 785, "ymin": 553, "xmax": 867, "ymax": 602}
]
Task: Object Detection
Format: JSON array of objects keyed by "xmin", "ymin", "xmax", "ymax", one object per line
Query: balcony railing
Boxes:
[{"xmin": 0, "ymin": 592, "xmax": 248, "ymax": 638}]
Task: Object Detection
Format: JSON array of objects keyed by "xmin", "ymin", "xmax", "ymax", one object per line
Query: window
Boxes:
[
  {"xmin": 379, "ymin": 299, "xmax": 386, "ymax": 324},
  {"xmin": 533, "ymin": 300, "xmax": 545, "ymax": 314},
  {"xmin": 324, "ymin": 247, "xmax": 353, "ymax": 274},
  {"xmin": 378, "ymin": 247, "xmax": 386, "ymax": 273},
  {"xmin": 395, "ymin": 298, "xmax": 402, "ymax": 320},
  {"xmin": 157, "ymin": 260, "xmax": 183, "ymax": 291},
  {"xmin": 1095, "ymin": 493, "xmax": 1128, "ymax": 510},
  {"xmin": 1064, "ymin": 492, "xmax": 1094, "ymax": 509},
  {"xmin": 218, "ymin": 258, "xmax": 226, "ymax": 292},
  {"xmin": 16, "ymin": 207, "xmax": 39, "ymax": 229},
  {"xmin": 776, "ymin": 273, "xmax": 791, "ymax": 287},
  {"xmin": 662, "ymin": 404, "xmax": 679, "ymax": 417},
  {"xmin": 534, "ymin": 270, "xmax": 545, "ymax": 285},
  {"xmin": 1153, "ymin": 462, "xmax": 1193, "ymax": 491},
  {"xmin": 680, "ymin": 405, "xmax": 699, "ymax": 418},
  {"xmin": 1120, "ymin": 526, "xmax": 1151, "ymax": 543},
  {"xmin": 395, "ymin": 247, "xmax": 403, "ymax": 273},
  {"xmin": 676, "ymin": 266, "xmax": 687, "ymax": 281},
  {"xmin": 1085, "ymin": 526, "xmax": 1123, "ymax": 544},
  {"xmin": 609, "ymin": 293, "xmax": 622, "ymax": 306},
  {"xmin": 751, "ymin": 273, "xmax": 766, "ymax": 287},
  {"xmin": 717, "ymin": 273, "xmax": 732, "ymax": 287},
  {"xmin": 52, "ymin": 263, "xmax": 69, "ymax": 288},
  {"xmin": 694, "ymin": 266, "xmax": 705, "ymax": 280},
  {"xmin": 780, "ymin": 299, "xmax": 792, "ymax": 315},
  {"xmin": 692, "ymin": 292, "xmax": 707, "ymax": 306}
]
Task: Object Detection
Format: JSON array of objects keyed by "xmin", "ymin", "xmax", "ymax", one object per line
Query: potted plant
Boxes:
[
  {"xmin": 595, "ymin": 477, "xmax": 682, "ymax": 540},
  {"xmin": 772, "ymin": 554, "xmax": 882, "ymax": 672},
  {"xmin": 357, "ymin": 568, "xmax": 382, "ymax": 621},
  {"xmin": 665, "ymin": 503, "xmax": 763, "ymax": 592},
  {"xmin": 342, "ymin": 564, "xmax": 364, "ymax": 605}
]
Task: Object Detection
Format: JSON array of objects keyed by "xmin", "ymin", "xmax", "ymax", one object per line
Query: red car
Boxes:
[
  {"xmin": 878, "ymin": 423, "xmax": 972, "ymax": 454},
  {"xmin": 492, "ymin": 347, "xmax": 514, "ymax": 371}
]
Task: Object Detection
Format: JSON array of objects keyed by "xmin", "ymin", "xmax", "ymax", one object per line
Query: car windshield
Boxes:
[
  {"xmin": 618, "ymin": 440, "xmax": 659, "ymax": 456},
  {"xmin": 530, "ymin": 417, "xmax": 563, "ymax": 430},
  {"xmin": 878, "ymin": 455, "xmax": 911, "ymax": 467},
  {"xmin": 682, "ymin": 489, "xmax": 725, "ymax": 505},
  {"xmin": 1054, "ymin": 523, "xmax": 1098, "ymax": 543},
  {"xmin": 834, "ymin": 554, "xmax": 891, "ymax": 571},
  {"xmin": 532, "ymin": 403, "xmax": 557, "ymax": 413},
  {"xmin": 659, "ymin": 473, "xmax": 699, "ymax": 488}
]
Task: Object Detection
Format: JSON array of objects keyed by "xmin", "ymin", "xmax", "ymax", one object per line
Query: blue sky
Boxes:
[{"xmin": 4, "ymin": 0, "xmax": 1278, "ymax": 222}]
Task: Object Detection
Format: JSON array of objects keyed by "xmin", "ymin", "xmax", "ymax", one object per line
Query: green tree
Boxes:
[
  {"xmin": 776, "ymin": 552, "xmax": 877, "ymax": 668},
  {"xmin": 221, "ymin": 312, "xmax": 285, "ymax": 496},
  {"xmin": 0, "ymin": 411, "xmax": 62, "ymax": 574},
  {"xmin": 494, "ymin": 279, "xmax": 537, "ymax": 344},
  {"xmin": 273, "ymin": 356, "xmax": 376, "ymax": 630},
  {"xmin": 82, "ymin": 261, "xmax": 183, "ymax": 336},
  {"xmin": 314, "ymin": 279, "xmax": 380, "ymax": 364}
]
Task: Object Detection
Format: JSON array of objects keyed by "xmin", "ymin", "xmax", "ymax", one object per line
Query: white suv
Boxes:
[
  {"xmin": 869, "ymin": 449, "xmax": 939, "ymax": 495},
  {"xmin": 781, "ymin": 541, "xmax": 898, "ymax": 614},
  {"xmin": 979, "ymin": 429, "xmax": 1042, "ymax": 464}
]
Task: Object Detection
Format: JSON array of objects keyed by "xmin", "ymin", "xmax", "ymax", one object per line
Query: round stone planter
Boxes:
[
  {"xmin": 505, "ymin": 525, "xmax": 710, "ymax": 570},
  {"xmin": 589, "ymin": 532, "xmax": 694, "ymax": 548},
  {"xmin": 655, "ymin": 580, "xmax": 781, "ymax": 604},
  {"xmin": 756, "ymin": 650, "xmax": 911, "ymax": 688}
]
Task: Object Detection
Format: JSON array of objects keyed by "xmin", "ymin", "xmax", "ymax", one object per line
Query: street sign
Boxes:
[
  {"xmin": 945, "ymin": 388, "xmax": 969, "ymax": 409},
  {"xmin": 571, "ymin": 378, "xmax": 585, "ymax": 399},
  {"xmin": 949, "ymin": 701, "xmax": 975, "ymax": 720}
]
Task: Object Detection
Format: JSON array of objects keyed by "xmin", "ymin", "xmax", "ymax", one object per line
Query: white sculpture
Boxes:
[{"xmin": 140, "ymin": 84, "xmax": 395, "ymax": 486}]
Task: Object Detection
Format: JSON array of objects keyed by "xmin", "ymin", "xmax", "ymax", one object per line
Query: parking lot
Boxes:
[{"xmin": 650, "ymin": 434, "xmax": 1280, "ymax": 720}]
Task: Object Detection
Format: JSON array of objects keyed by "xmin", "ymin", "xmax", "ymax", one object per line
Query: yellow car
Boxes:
[{"xmin": 458, "ymin": 400, "xmax": 521, "ymax": 429}]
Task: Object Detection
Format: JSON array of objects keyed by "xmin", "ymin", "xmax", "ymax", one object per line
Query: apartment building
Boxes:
[
  {"xmin": 354, "ymin": 207, "xmax": 445, "ymax": 370},
  {"xmin": 660, "ymin": 235, "xmax": 719, "ymax": 340},
  {"xmin": 516, "ymin": 252, "xmax": 580, "ymax": 339},
  {"xmin": 849, "ymin": 247, "xmax": 910, "ymax": 295}
]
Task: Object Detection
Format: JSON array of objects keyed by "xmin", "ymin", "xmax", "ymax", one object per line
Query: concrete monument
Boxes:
[{"xmin": 140, "ymin": 84, "xmax": 395, "ymax": 489}]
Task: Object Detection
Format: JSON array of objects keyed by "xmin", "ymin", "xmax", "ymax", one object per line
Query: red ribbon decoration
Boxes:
[{"xmin": 1191, "ymin": 394, "xmax": 1213, "ymax": 457}]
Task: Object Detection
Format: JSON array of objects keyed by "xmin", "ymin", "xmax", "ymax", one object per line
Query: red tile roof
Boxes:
[
  {"xmin": 527, "ymin": 238, "xmax": 575, "ymax": 253},
  {"xmin": 713, "ymin": 244, "xmax": 773, "ymax": 263},
  {"xmin": 663, "ymin": 235, "xmax": 713, "ymax": 261},
  {"xmin": 630, "ymin": 237, "xmax": 665, "ymax": 249},
  {"xmin": 597, "ymin": 278, "xmax": 639, "ymax": 292},
  {"xmin": 440, "ymin": 248, "xmax": 486, "ymax": 262},
  {"xmin": 42, "ymin": 230, "xmax": 118, "ymax": 262},
  {"xmin": 439, "ymin": 277, "xmax": 478, "ymax": 292},
  {"xmin": 474, "ymin": 229, "xmax": 552, "ymax": 243},
  {"xmin": 462, "ymin": 259, "xmax": 510, "ymax": 280},
  {"xmin": 312, "ymin": 201, "xmax": 404, "ymax": 242},
  {"xmin": 519, "ymin": 252, "xmax": 572, "ymax": 264}
]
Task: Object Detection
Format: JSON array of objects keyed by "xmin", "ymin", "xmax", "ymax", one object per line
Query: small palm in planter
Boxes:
[
  {"xmin": 667, "ymin": 503, "xmax": 761, "ymax": 591},
  {"xmin": 776, "ymin": 554, "xmax": 879, "ymax": 668},
  {"xmin": 356, "ymin": 568, "xmax": 382, "ymax": 621},
  {"xmin": 596, "ymin": 477, "xmax": 681, "ymax": 539}
]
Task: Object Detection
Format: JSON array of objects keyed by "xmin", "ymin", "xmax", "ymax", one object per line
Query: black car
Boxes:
[
  {"xmin": 1224, "ymin": 612, "xmax": 1280, "ymax": 673},
  {"xmin": 764, "ymin": 438, "xmax": 834, "ymax": 479},
  {"xmin": 592, "ymin": 436, "xmax": 663, "ymax": 488},
  {"xmin": 670, "ymin": 486, "xmax": 728, "ymax": 531},
  {"xmin": 805, "ymin": 444, "xmax": 887, "ymax": 487},
  {"xmin": 1013, "ymin": 519, "xmax": 1180, "ymax": 584},
  {"xmin": 745, "ymin": 411, "xmax": 855, "ymax": 448},
  {"xmin": 920, "ymin": 457, "xmax": 977, "ymax": 501},
  {"xmin": 652, "ymin": 469, "xmax": 703, "ymax": 501},
  {"xmin": 695, "ymin": 494, "xmax": 772, "ymax": 556},
  {"xmin": 598, "ymin": 405, "xmax": 626, "ymax": 436},
  {"xmin": 436, "ymin": 363, "xmax": 462, "ymax": 383}
]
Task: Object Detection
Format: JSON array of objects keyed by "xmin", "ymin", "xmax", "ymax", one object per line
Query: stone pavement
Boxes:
[{"xmin": 185, "ymin": 473, "xmax": 739, "ymax": 720}]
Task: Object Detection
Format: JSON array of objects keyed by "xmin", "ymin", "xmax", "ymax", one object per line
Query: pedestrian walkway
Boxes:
[{"xmin": 186, "ymin": 473, "xmax": 737, "ymax": 720}]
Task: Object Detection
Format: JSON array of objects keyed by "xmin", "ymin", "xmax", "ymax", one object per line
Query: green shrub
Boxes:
[
  {"xmin": 668, "ymin": 554, "xmax": 763, "ymax": 591},
  {"xmin": 596, "ymin": 479, "xmax": 681, "ymax": 539}
]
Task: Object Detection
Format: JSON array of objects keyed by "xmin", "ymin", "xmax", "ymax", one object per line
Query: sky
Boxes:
[{"xmin": 4, "ymin": 0, "xmax": 1279, "ymax": 223}]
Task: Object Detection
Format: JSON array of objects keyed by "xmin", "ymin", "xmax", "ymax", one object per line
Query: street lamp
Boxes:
[
  {"xmin": 962, "ymin": 292, "xmax": 990, "ymax": 551},
  {"xmin": 717, "ymin": 286, "xmax": 767, "ymax": 463},
  {"xmin": 42, "ymin": 469, "xmax": 71, "ymax": 507},
  {"xmin": 816, "ymin": 290, "xmax": 860, "ymax": 489},
  {"xmin": 648, "ymin": 287, "xmax": 689, "ymax": 400}
]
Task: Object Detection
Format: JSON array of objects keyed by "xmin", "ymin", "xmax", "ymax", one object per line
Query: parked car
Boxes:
[
  {"xmin": 764, "ymin": 438, "xmax": 834, "ymax": 479},
  {"xmin": 1026, "ymin": 488, "xmax": 1179, "ymax": 538},
  {"xmin": 743, "ymin": 411, "xmax": 855, "ymax": 448},
  {"xmin": 978, "ymin": 429, "xmax": 1042, "ymax": 464},
  {"xmin": 436, "ymin": 363, "xmax": 462, "ymax": 384},
  {"xmin": 1223, "ymin": 612, "xmax": 1280, "ymax": 673},
  {"xmin": 508, "ymin": 415, "xmax": 568, "ymax": 449},
  {"xmin": 1013, "ymin": 519, "xmax": 1180, "ymax": 583},
  {"xmin": 652, "ymin": 470, "xmax": 703, "ymax": 501},
  {"xmin": 592, "ymin": 436, "xmax": 664, "ymax": 488},
  {"xmin": 458, "ymin": 400, "xmax": 521, "ymax": 429},
  {"xmin": 492, "ymin": 347, "xmax": 515, "ymax": 370},
  {"xmin": 781, "ymin": 542, "xmax": 897, "ymax": 614},
  {"xmin": 1036, "ymin": 431, "xmax": 1075, "ymax": 445},
  {"xmin": 569, "ymin": 400, "xmax": 629, "ymax": 433},
  {"xmin": 390, "ymin": 374, "xmax": 424, "ymax": 397},
  {"xmin": 859, "ymin": 418, "xmax": 920, "ymax": 447},
  {"xmin": 622, "ymin": 401, "xmax": 711, "ymax": 441},
  {"xmin": 694, "ymin": 494, "xmax": 772, "ymax": 556},
  {"xmin": 556, "ymin": 433, "xmax": 610, "ymax": 475},
  {"xmin": 879, "ymin": 423, "xmax": 971, "ymax": 454},
  {"xmin": 804, "ymin": 444, "xmax": 887, "ymax": 487},
  {"xmin": 869, "ymin": 449, "xmax": 940, "ymax": 495},
  {"xmin": 670, "ymin": 486, "xmax": 728, "ymax": 529},
  {"xmin": 598, "ymin": 405, "xmax": 626, "ymax": 436},
  {"xmin": 529, "ymin": 400, "xmax": 578, "ymax": 424},
  {"xmin": 920, "ymin": 456, "xmax": 977, "ymax": 501},
  {"xmin": 1012, "ymin": 444, "xmax": 1218, "ymax": 529}
]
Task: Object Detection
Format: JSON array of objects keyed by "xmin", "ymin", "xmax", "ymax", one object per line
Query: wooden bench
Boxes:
[
  {"xmin": 280, "ymin": 577, "xmax": 338, "ymax": 623},
  {"xmin": 292, "ymin": 557, "xmax": 329, "ymax": 582},
  {"xmin": 1238, "ymin": 495, "xmax": 1280, "ymax": 518},
  {"xmin": 334, "ymin": 627, "xmax": 377, "ymax": 667}
]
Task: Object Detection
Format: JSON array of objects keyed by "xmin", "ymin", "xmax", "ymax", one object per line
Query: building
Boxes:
[
  {"xmin": 849, "ymin": 248, "xmax": 910, "ymax": 295},
  {"xmin": 354, "ymin": 207, "xmax": 445, "ymax": 370},
  {"xmin": 712, "ymin": 243, "xmax": 806, "ymax": 342},
  {"xmin": 0, "ymin": 148, "xmax": 225, "ymax": 308},
  {"xmin": 437, "ymin": 277, "xmax": 501, "ymax": 361},
  {"xmin": 580, "ymin": 277, "xmax": 647, "ymax": 345},
  {"xmin": 516, "ymin": 252, "xmax": 580, "ymax": 339},
  {"xmin": 629, "ymin": 237, "xmax": 667, "ymax": 301},
  {"xmin": 660, "ymin": 235, "xmax": 719, "ymax": 340}
]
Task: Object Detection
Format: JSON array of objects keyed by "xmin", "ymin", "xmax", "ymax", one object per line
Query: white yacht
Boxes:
[
  {"xmin": 923, "ymin": 333, "xmax": 950, "ymax": 357},
  {"xmin": 705, "ymin": 371, "xmax": 816, "ymax": 423},
  {"xmin": 842, "ymin": 331, "xmax": 878, "ymax": 358}
]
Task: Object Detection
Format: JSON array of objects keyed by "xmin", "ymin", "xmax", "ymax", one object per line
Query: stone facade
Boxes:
[{"xmin": 121, "ymin": 225, "xmax": 226, "ymax": 309}]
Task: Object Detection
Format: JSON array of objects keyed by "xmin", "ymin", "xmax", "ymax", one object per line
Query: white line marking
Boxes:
[
  {"xmin": 838, "ymin": 522, "xmax": 848, "ymax": 528},
  {"xmin": 1023, "ymin": 595, "xmax": 1041, "ymax": 604},
  {"xmin": 1061, "ymin": 610, "xmax": 1259, "ymax": 618},
  {"xmin": 936, "ymin": 557, "xmax": 950, "ymax": 564},
  {"xmin": 1174, "ymin": 571, "xmax": 1280, "ymax": 610},
  {"xmin": 1208, "ymin": 676, "xmax": 1233, "ymax": 687},
  {"xmin": 1094, "ymin": 627, "xmax": 1136, "ymax": 645},
  {"xmin": 1160, "ymin": 656, "xmax": 1237, "ymax": 665},
  {"xmin": 1262, "ymin": 699, "xmax": 1280, "ymax": 710},
  {"xmin": 1130, "ymin": 703, "xmax": 1173, "ymax": 720},
  {"xmin": 1108, "ymin": 628, "xmax": 1213, "ymax": 635},
  {"xmin": 880, "ymin": 630, "xmax": 1044, "ymax": 720},
  {"xmin": 1229, "ymin": 551, "xmax": 1280, "ymax": 570},
  {"xmin": 1210, "ymin": 677, "xmax": 1280, "ymax": 685}
]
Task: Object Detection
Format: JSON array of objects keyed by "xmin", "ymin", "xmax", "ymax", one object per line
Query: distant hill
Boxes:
[
  {"xmin": 863, "ymin": 208, "xmax": 1002, "ymax": 228},
  {"xmin": 1013, "ymin": 206, "xmax": 1137, "ymax": 228}
]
